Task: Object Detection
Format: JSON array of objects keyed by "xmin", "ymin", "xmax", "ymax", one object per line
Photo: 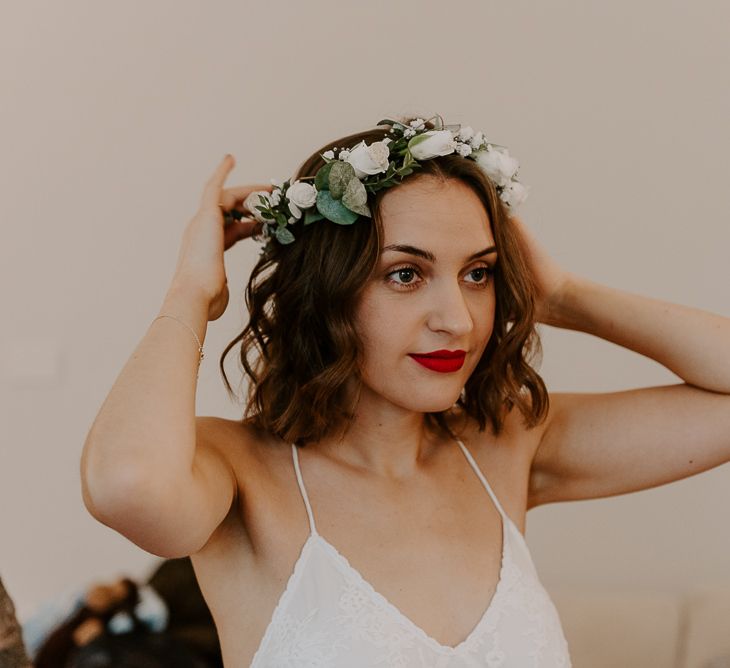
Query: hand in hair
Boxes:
[
  {"xmin": 170, "ymin": 154, "xmax": 274, "ymax": 321},
  {"xmin": 508, "ymin": 214, "xmax": 575, "ymax": 327}
]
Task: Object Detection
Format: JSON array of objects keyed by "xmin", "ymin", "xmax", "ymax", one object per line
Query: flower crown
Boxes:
[{"xmin": 229, "ymin": 114, "xmax": 529, "ymax": 249}]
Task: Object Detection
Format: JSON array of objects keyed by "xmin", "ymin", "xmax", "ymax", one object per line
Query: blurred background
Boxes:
[{"xmin": 1, "ymin": 1, "xmax": 728, "ymax": 665}]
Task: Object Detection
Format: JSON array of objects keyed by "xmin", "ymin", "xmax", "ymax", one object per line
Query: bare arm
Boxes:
[
  {"xmin": 502, "ymin": 215, "xmax": 730, "ymax": 508},
  {"xmin": 529, "ymin": 275, "xmax": 730, "ymax": 507},
  {"xmin": 80, "ymin": 282, "xmax": 238, "ymax": 557},
  {"xmin": 80, "ymin": 155, "xmax": 272, "ymax": 557}
]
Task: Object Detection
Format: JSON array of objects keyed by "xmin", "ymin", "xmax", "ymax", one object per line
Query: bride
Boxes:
[{"xmin": 80, "ymin": 116, "xmax": 730, "ymax": 667}]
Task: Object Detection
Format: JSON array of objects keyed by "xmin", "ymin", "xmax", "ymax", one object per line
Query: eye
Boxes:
[{"xmin": 385, "ymin": 264, "xmax": 495, "ymax": 291}]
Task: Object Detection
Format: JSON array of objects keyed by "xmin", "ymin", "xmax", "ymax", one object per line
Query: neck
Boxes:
[{"xmin": 309, "ymin": 396, "xmax": 466, "ymax": 480}]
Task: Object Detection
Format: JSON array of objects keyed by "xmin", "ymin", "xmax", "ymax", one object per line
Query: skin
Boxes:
[
  {"xmin": 314, "ymin": 174, "xmax": 499, "ymax": 477},
  {"xmin": 189, "ymin": 174, "xmax": 545, "ymax": 663},
  {"xmin": 166, "ymin": 156, "xmax": 730, "ymax": 665},
  {"xmin": 98, "ymin": 155, "xmax": 730, "ymax": 665}
]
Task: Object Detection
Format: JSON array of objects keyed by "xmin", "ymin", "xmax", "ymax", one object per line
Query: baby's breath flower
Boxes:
[{"xmin": 255, "ymin": 114, "xmax": 528, "ymax": 246}]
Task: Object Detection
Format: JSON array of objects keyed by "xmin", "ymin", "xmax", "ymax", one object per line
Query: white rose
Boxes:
[
  {"xmin": 408, "ymin": 130, "xmax": 457, "ymax": 160},
  {"xmin": 469, "ymin": 130, "xmax": 485, "ymax": 150},
  {"xmin": 474, "ymin": 146, "xmax": 520, "ymax": 187},
  {"xmin": 457, "ymin": 126, "xmax": 475, "ymax": 142},
  {"xmin": 344, "ymin": 140, "xmax": 391, "ymax": 180},
  {"xmin": 499, "ymin": 180, "xmax": 529, "ymax": 209},
  {"xmin": 455, "ymin": 142, "xmax": 472, "ymax": 157},
  {"xmin": 285, "ymin": 180, "xmax": 318, "ymax": 220},
  {"xmin": 243, "ymin": 190, "xmax": 273, "ymax": 224}
]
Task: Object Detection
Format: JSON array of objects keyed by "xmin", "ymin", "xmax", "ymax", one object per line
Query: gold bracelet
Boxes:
[{"xmin": 152, "ymin": 314, "xmax": 205, "ymax": 365}]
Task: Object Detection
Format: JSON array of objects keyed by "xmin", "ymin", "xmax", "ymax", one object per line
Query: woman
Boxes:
[{"xmin": 80, "ymin": 116, "xmax": 730, "ymax": 667}]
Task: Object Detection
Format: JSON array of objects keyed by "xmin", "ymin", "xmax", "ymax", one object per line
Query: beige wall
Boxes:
[{"xmin": 1, "ymin": 0, "xmax": 728, "ymax": 623}]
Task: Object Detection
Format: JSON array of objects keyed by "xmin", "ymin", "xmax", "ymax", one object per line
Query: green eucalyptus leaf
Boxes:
[
  {"xmin": 314, "ymin": 162, "xmax": 334, "ymax": 191},
  {"xmin": 274, "ymin": 212, "xmax": 289, "ymax": 227},
  {"xmin": 328, "ymin": 161, "xmax": 357, "ymax": 199},
  {"xmin": 303, "ymin": 207, "xmax": 325, "ymax": 225},
  {"xmin": 316, "ymin": 189, "xmax": 359, "ymax": 225},
  {"xmin": 408, "ymin": 134, "xmax": 431, "ymax": 150},
  {"xmin": 342, "ymin": 178, "xmax": 370, "ymax": 217},
  {"xmin": 275, "ymin": 226, "xmax": 295, "ymax": 244}
]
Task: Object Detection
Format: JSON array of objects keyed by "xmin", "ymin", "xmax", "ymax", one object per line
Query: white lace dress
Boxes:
[{"xmin": 249, "ymin": 440, "xmax": 572, "ymax": 667}]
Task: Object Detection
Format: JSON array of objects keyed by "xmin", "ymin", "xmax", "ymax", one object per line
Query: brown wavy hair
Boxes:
[{"xmin": 219, "ymin": 116, "xmax": 549, "ymax": 447}]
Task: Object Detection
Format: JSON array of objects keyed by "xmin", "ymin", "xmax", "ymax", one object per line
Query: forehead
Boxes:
[{"xmin": 378, "ymin": 176, "xmax": 494, "ymax": 248}]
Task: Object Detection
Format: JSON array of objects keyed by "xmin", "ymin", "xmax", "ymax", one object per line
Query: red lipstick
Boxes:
[{"xmin": 408, "ymin": 349, "xmax": 466, "ymax": 373}]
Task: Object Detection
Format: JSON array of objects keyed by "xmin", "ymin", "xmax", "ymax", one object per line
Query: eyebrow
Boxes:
[{"xmin": 380, "ymin": 244, "xmax": 498, "ymax": 263}]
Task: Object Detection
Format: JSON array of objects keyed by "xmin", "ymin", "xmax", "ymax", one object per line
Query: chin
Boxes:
[{"xmin": 408, "ymin": 395, "xmax": 462, "ymax": 414}]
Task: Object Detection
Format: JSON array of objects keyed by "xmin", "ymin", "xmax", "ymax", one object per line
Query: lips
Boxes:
[
  {"xmin": 412, "ymin": 349, "xmax": 466, "ymax": 359},
  {"xmin": 409, "ymin": 351, "xmax": 466, "ymax": 373}
]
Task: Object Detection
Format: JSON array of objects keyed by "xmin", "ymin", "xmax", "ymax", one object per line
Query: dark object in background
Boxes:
[
  {"xmin": 0, "ymin": 574, "xmax": 33, "ymax": 667},
  {"xmin": 34, "ymin": 558, "xmax": 222, "ymax": 668},
  {"xmin": 66, "ymin": 631, "xmax": 210, "ymax": 668},
  {"xmin": 34, "ymin": 577, "xmax": 139, "ymax": 667},
  {"xmin": 144, "ymin": 558, "xmax": 222, "ymax": 667}
]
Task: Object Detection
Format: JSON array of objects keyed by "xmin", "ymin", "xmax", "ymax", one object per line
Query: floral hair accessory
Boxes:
[{"xmin": 229, "ymin": 114, "xmax": 529, "ymax": 249}]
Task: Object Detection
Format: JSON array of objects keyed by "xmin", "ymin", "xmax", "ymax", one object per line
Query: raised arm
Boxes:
[
  {"xmin": 80, "ymin": 155, "xmax": 271, "ymax": 557},
  {"xmin": 504, "ymin": 216, "xmax": 730, "ymax": 508},
  {"xmin": 529, "ymin": 274, "xmax": 730, "ymax": 507}
]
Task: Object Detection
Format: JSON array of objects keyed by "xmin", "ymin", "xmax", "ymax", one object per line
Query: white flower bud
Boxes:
[
  {"xmin": 456, "ymin": 142, "xmax": 472, "ymax": 157},
  {"xmin": 285, "ymin": 180, "xmax": 318, "ymax": 220},
  {"xmin": 243, "ymin": 191, "xmax": 274, "ymax": 224},
  {"xmin": 458, "ymin": 126, "xmax": 475, "ymax": 142},
  {"xmin": 469, "ymin": 131, "xmax": 485, "ymax": 149},
  {"xmin": 499, "ymin": 180, "xmax": 529, "ymax": 208},
  {"xmin": 408, "ymin": 130, "xmax": 457, "ymax": 161},
  {"xmin": 344, "ymin": 140, "xmax": 391, "ymax": 179},
  {"xmin": 474, "ymin": 146, "xmax": 520, "ymax": 187},
  {"xmin": 286, "ymin": 180, "xmax": 317, "ymax": 208}
]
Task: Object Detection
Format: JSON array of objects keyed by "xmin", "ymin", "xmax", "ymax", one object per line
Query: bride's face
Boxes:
[{"xmin": 353, "ymin": 175, "xmax": 498, "ymax": 413}]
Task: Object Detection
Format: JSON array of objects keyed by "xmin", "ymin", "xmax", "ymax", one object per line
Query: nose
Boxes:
[{"xmin": 426, "ymin": 280, "xmax": 475, "ymax": 337}]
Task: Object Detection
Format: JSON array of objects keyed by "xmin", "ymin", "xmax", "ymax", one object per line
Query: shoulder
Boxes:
[
  {"xmin": 194, "ymin": 415, "xmax": 291, "ymax": 485},
  {"xmin": 443, "ymin": 398, "xmax": 543, "ymax": 452},
  {"xmin": 195, "ymin": 415, "xmax": 264, "ymax": 458},
  {"xmin": 444, "ymin": 399, "xmax": 549, "ymax": 484}
]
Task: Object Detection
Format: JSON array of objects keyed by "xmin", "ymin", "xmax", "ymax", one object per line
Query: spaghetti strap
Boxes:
[
  {"xmin": 291, "ymin": 443, "xmax": 318, "ymax": 536},
  {"xmin": 454, "ymin": 438, "xmax": 509, "ymax": 523}
]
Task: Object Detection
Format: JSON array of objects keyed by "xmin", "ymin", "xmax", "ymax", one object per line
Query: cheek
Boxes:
[
  {"xmin": 354, "ymin": 299, "xmax": 412, "ymax": 368},
  {"xmin": 353, "ymin": 288, "xmax": 396, "ymax": 341},
  {"xmin": 357, "ymin": 306, "xmax": 399, "ymax": 353}
]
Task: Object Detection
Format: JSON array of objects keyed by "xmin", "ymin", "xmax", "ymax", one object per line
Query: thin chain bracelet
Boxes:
[{"xmin": 152, "ymin": 314, "xmax": 205, "ymax": 376}]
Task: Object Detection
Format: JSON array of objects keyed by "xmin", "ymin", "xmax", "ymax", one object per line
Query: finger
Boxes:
[
  {"xmin": 201, "ymin": 154, "xmax": 236, "ymax": 209},
  {"xmin": 219, "ymin": 183, "xmax": 275, "ymax": 211},
  {"xmin": 223, "ymin": 219, "xmax": 264, "ymax": 251},
  {"xmin": 232, "ymin": 218, "xmax": 264, "ymax": 239}
]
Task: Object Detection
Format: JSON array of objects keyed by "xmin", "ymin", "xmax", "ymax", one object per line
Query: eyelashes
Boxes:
[{"xmin": 385, "ymin": 264, "xmax": 495, "ymax": 291}]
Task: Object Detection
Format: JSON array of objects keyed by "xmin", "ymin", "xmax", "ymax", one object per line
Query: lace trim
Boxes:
[
  {"xmin": 249, "ymin": 534, "xmax": 320, "ymax": 666},
  {"xmin": 322, "ymin": 515, "xmax": 524, "ymax": 657},
  {"xmin": 249, "ymin": 522, "xmax": 572, "ymax": 667}
]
